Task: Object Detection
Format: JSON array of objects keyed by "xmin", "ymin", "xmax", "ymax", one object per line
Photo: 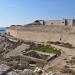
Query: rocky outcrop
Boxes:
[
  {"xmin": 0, "ymin": 64, "xmax": 19, "ymax": 75},
  {"xmin": 4, "ymin": 44, "xmax": 30, "ymax": 58}
]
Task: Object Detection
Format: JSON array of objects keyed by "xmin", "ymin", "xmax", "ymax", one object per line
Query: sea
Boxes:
[{"xmin": 0, "ymin": 27, "xmax": 6, "ymax": 34}]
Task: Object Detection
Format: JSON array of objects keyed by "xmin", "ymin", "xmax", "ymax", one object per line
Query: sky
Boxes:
[{"xmin": 0, "ymin": 0, "xmax": 75, "ymax": 27}]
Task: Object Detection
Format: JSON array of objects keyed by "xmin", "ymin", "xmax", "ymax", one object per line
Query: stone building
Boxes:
[{"xmin": 38, "ymin": 19, "xmax": 75, "ymax": 26}]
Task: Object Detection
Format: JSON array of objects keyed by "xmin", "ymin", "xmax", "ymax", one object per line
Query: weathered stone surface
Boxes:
[
  {"xmin": 22, "ymin": 69, "xmax": 34, "ymax": 75},
  {"xmin": 6, "ymin": 20, "xmax": 75, "ymax": 46},
  {"xmin": 4, "ymin": 44, "xmax": 30, "ymax": 58},
  {"xmin": 7, "ymin": 71, "xmax": 19, "ymax": 75},
  {"xmin": 0, "ymin": 64, "xmax": 12, "ymax": 75}
]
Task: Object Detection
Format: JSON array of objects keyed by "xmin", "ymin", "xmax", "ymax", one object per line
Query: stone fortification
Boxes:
[{"xmin": 6, "ymin": 19, "xmax": 75, "ymax": 46}]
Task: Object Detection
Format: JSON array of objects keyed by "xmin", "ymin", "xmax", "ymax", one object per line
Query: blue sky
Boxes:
[{"xmin": 0, "ymin": 0, "xmax": 75, "ymax": 27}]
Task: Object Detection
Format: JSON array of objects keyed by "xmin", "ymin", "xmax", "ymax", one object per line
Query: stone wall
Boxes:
[
  {"xmin": 66, "ymin": 19, "xmax": 73, "ymax": 26},
  {"xmin": 6, "ymin": 22, "xmax": 75, "ymax": 46},
  {"xmin": 17, "ymin": 30, "xmax": 61, "ymax": 42},
  {"xmin": 6, "ymin": 29, "xmax": 18, "ymax": 37},
  {"xmin": 45, "ymin": 20, "xmax": 65, "ymax": 26},
  {"xmin": 6, "ymin": 28, "xmax": 75, "ymax": 46},
  {"xmin": 16, "ymin": 31, "xmax": 73, "ymax": 44},
  {"xmin": 44, "ymin": 19, "xmax": 75, "ymax": 26}
]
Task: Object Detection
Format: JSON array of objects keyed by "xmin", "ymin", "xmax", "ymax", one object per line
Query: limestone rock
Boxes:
[
  {"xmin": 22, "ymin": 69, "xmax": 34, "ymax": 75},
  {"xmin": 7, "ymin": 71, "xmax": 19, "ymax": 75},
  {"xmin": 0, "ymin": 64, "xmax": 12, "ymax": 75}
]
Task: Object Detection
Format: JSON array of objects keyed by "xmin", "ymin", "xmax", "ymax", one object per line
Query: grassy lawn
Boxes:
[{"xmin": 32, "ymin": 45, "xmax": 61, "ymax": 56}]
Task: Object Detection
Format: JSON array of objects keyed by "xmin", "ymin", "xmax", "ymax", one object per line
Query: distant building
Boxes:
[{"xmin": 35, "ymin": 19, "xmax": 75, "ymax": 26}]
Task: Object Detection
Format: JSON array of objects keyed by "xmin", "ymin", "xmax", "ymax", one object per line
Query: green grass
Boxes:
[{"xmin": 32, "ymin": 45, "xmax": 61, "ymax": 56}]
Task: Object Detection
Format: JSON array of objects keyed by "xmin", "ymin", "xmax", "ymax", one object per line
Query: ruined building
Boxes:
[{"xmin": 6, "ymin": 19, "xmax": 75, "ymax": 46}]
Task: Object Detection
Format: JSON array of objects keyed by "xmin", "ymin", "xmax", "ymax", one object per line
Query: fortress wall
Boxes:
[
  {"xmin": 70, "ymin": 27, "xmax": 75, "ymax": 33},
  {"xmin": 66, "ymin": 34, "xmax": 75, "ymax": 46},
  {"xmin": 17, "ymin": 30, "xmax": 61, "ymax": 42},
  {"xmin": 66, "ymin": 19, "xmax": 73, "ymax": 26},
  {"xmin": 45, "ymin": 20, "xmax": 65, "ymax": 26},
  {"xmin": 7, "ymin": 29, "xmax": 75, "ymax": 46},
  {"xmin": 58, "ymin": 33, "xmax": 75, "ymax": 46},
  {"xmin": 16, "ymin": 30, "xmax": 71, "ymax": 44},
  {"xmin": 6, "ymin": 29, "xmax": 18, "ymax": 38},
  {"xmin": 20, "ymin": 31, "xmax": 75, "ymax": 46}
]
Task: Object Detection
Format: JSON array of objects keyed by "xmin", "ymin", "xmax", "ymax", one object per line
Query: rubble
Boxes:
[
  {"xmin": 22, "ymin": 69, "xmax": 34, "ymax": 75},
  {"xmin": 7, "ymin": 71, "xmax": 19, "ymax": 75},
  {"xmin": 0, "ymin": 35, "xmax": 71, "ymax": 75},
  {"xmin": 34, "ymin": 67, "xmax": 43, "ymax": 75},
  {"xmin": 0, "ymin": 64, "xmax": 12, "ymax": 75},
  {"xmin": 4, "ymin": 44, "xmax": 30, "ymax": 58},
  {"xmin": 0, "ymin": 64, "xmax": 19, "ymax": 75},
  {"xmin": 0, "ymin": 64, "xmax": 68, "ymax": 75}
]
